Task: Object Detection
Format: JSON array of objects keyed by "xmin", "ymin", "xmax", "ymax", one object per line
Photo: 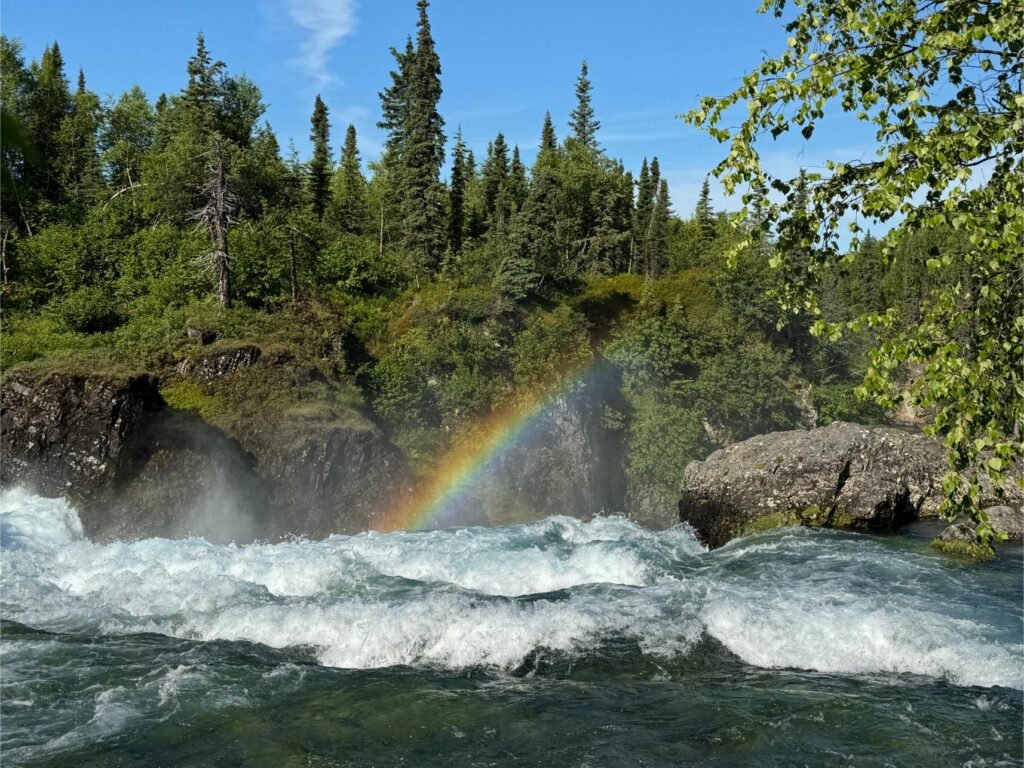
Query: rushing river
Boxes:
[{"xmin": 1, "ymin": 487, "xmax": 1021, "ymax": 767}]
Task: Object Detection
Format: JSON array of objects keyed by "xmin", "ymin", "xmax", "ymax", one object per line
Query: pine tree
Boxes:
[
  {"xmin": 308, "ymin": 95, "xmax": 332, "ymax": 221},
  {"xmin": 568, "ymin": 60, "xmax": 600, "ymax": 150},
  {"xmin": 448, "ymin": 128, "xmax": 467, "ymax": 257},
  {"xmin": 694, "ymin": 176, "xmax": 716, "ymax": 254},
  {"xmin": 482, "ymin": 132, "xmax": 510, "ymax": 226},
  {"xmin": 508, "ymin": 146, "xmax": 528, "ymax": 212},
  {"xmin": 540, "ymin": 110, "xmax": 558, "ymax": 154},
  {"xmin": 399, "ymin": 0, "xmax": 447, "ymax": 270},
  {"xmin": 329, "ymin": 124, "xmax": 367, "ymax": 234}
]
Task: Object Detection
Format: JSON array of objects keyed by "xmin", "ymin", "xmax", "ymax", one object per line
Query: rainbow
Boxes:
[{"xmin": 374, "ymin": 356, "xmax": 602, "ymax": 532}]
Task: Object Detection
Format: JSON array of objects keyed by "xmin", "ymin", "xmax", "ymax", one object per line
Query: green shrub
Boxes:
[
  {"xmin": 51, "ymin": 287, "xmax": 125, "ymax": 333},
  {"xmin": 319, "ymin": 236, "xmax": 407, "ymax": 295}
]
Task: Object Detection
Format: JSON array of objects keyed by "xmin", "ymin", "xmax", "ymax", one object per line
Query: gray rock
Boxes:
[
  {"xmin": 0, "ymin": 370, "xmax": 164, "ymax": 500},
  {"xmin": 677, "ymin": 421, "xmax": 946, "ymax": 547},
  {"xmin": 176, "ymin": 344, "xmax": 261, "ymax": 383},
  {"xmin": 938, "ymin": 523, "xmax": 980, "ymax": 544},
  {"xmin": 984, "ymin": 505, "xmax": 1024, "ymax": 539},
  {"xmin": 186, "ymin": 326, "xmax": 217, "ymax": 346}
]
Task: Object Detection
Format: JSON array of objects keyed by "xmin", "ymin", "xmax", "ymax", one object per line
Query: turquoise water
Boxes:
[{"xmin": 1, "ymin": 488, "xmax": 1021, "ymax": 767}]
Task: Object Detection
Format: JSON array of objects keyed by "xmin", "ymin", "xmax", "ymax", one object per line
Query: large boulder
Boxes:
[{"xmin": 677, "ymin": 422, "xmax": 947, "ymax": 547}]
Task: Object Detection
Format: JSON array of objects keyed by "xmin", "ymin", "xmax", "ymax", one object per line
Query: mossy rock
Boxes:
[
  {"xmin": 739, "ymin": 505, "xmax": 859, "ymax": 537},
  {"xmin": 930, "ymin": 538, "xmax": 994, "ymax": 561}
]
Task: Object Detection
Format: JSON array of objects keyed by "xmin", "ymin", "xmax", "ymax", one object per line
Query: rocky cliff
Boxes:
[{"xmin": 1, "ymin": 363, "xmax": 412, "ymax": 542}]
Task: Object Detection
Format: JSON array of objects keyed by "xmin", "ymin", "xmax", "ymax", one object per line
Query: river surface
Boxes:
[{"xmin": 1, "ymin": 487, "xmax": 1021, "ymax": 767}]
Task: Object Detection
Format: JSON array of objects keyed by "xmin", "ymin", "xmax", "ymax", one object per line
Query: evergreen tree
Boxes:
[
  {"xmin": 540, "ymin": 110, "xmax": 558, "ymax": 153},
  {"xmin": 694, "ymin": 176, "xmax": 716, "ymax": 254},
  {"xmin": 447, "ymin": 128, "xmax": 467, "ymax": 257},
  {"xmin": 330, "ymin": 123, "xmax": 367, "ymax": 234},
  {"xmin": 55, "ymin": 70, "xmax": 103, "ymax": 208},
  {"xmin": 26, "ymin": 41, "xmax": 71, "ymax": 200},
  {"xmin": 181, "ymin": 33, "xmax": 224, "ymax": 136},
  {"xmin": 463, "ymin": 147, "xmax": 486, "ymax": 242},
  {"xmin": 647, "ymin": 178, "xmax": 671, "ymax": 277},
  {"xmin": 308, "ymin": 95, "xmax": 332, "ymax": 221},
  {"xmin": 568, "ymin": 60, "xmax": 599, "ymax": 150},
  {"xmin": 632, "ymin": 157, "xmax": 653, "ymax": 272},
  {"xmin": 482, "ymin": 132, "xmax": 510, "ymax": 225},
  {"xmin": 399, "ymin": 0, "xmax": 447, "ymax": 270},
  {"xmin": 510, "ymin": 115, "xmax": 562, "ymax": 285},
  {"xmin": 508, "ymin": 146, "xmax": 528, "ymax": 212}
]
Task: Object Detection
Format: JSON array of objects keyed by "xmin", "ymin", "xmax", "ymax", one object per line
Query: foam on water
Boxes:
[{"xmin": 1, "ymin": 489, "xmax": 1021, "ymax": 691}]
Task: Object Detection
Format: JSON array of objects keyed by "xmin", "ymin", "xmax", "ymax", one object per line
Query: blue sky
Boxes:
[{"xmin": 3, "ymin": 0, "xmax": 876, "ymax": 215}]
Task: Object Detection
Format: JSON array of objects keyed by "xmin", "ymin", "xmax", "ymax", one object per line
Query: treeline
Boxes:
[
  {"xmin": 0, "ymin": 1, "xmax": 959, "ymax": 496},
  {"xmin": 1, "ymin": 1, "xmax": 680, "ymax": 313}
]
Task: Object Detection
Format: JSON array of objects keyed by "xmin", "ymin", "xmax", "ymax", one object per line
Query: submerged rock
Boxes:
[
  {"xmin": 931, "ymin": 523, "xmax": 992, "ymax": 560},
  {"xmin": 677, "ymin": 421, "xmax": 946, "ymax": 547}
]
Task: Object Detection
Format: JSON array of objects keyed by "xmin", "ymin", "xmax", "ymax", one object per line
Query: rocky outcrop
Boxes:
[
  {"xmin": 175, "ymin": 344, "xmax": 261, "ymax": 383},
  {"xmin": 1, "ymin": 366, "xmax": 412, "ymax": 542},
  {"xmin": 1, "ymin": 370, "xmax": 164, "ymax": 499},
  {"xmin": 677, "ymin": 422, "xmax": 948, "ymax": 547}
]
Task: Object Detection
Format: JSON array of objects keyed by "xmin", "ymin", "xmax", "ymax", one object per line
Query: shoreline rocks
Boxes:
[
  {"xmin": 677, "ymin": 421, "xmax": 1022, "ymax": 549},
  {"xmin": 677, "ymin": 422, "xmax": 946, "ymax": 548}
]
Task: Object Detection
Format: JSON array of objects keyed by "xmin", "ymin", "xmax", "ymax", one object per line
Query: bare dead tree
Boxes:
[{"xmin": 192, "ymin": 139, "xmax": 235, "ymax": 309}]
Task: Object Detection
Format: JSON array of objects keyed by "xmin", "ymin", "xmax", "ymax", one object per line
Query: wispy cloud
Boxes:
[{"xmin": 288, "ymin": 0, "xmax": 358, "ymax": 88}]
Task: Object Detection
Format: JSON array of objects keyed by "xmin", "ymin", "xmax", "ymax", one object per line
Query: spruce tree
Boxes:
[
  {"xmin": 508, "ymin": 146, "xmax": 528, "ymax": 212},
  {"xmin": 510, "ymin": 116, "xmax": 562, "ymax": 284},
  {"xmin": 568, "ymin": 60, "xmax": 600, "ymax": 150},
  {"xmin": 330, "ymin": 124, "xmax": 367, "ymax": 234},
  {"xmin": 182, "ymin": 33, "xmax": 224, "ymax": 136},
  {"xmin": 540, "ymin": 110, "xmax": 558, "ymax": 154},
  {"xmin": 694, "ymin": 176, "xmax": 716, "ymax": 253},
  {"xmin": 399, "ymin": 0, "xmax": 447, "ymax": 271},
  {"xmin": 632, "ymin": 157, "xmax": 653, "ymax": 272},
  {"xmin": 308, "ymin": 94, "xmax": 332, "ymax": 221},
  {"xmin": 482, "ymin": 132, "xmax": 510, "ymax": 225},
  {"xmin": 648, "ymin": 179, "xmax": 671, "ymax": 277},
  {"xmin": 448, "ymin": 128, "xmax": 467, "ymax": 257}
]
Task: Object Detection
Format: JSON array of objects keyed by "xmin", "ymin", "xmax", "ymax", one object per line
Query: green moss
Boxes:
[
  {"xmin": 930, "ymin": 538, "xmax": 994, "ymax": 560},
  {"xmin": 828, "ymin": 508, "xmax": 857, "ymax": 528},
  {"xmin": 160, "ymin": 380, "xmax": 223, "ymax": 420},
  {"xmin": 740, "ymin": 510, "xmax": 802, "ymax": 535},
  {"xmin": 739, "ymin": 505, "xmax": 860, "ymax": 537}
]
